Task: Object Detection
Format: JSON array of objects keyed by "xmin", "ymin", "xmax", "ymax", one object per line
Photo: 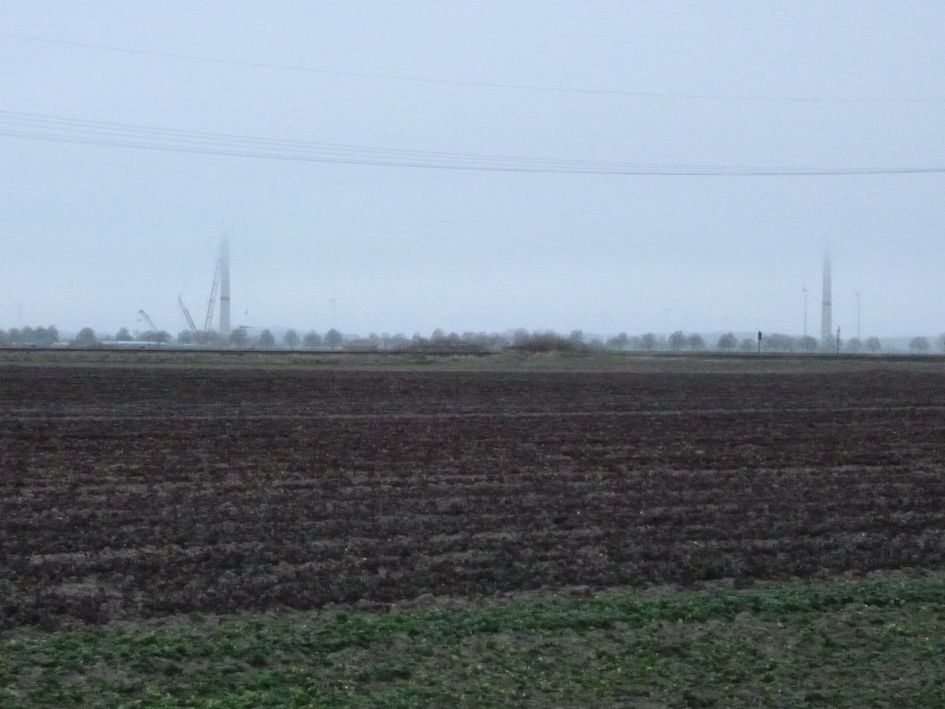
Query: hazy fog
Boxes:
[{"xmin": 2, "ymin": 2, "xmax": 943, "ymax": 337}]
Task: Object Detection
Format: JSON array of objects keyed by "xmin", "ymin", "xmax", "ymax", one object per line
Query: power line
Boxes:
[
  {"xmin": 2, "ymin": 110, "xmax": 943, "ymax": 176},
  {"xmin": 0, "ymin": 110, "xmax": 784, "ymax": 172},
  {"xmin": 3, "ymin": 31, "xmax": 944, "ymax": 105}
]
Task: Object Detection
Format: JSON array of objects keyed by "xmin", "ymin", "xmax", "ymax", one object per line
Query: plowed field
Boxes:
[{"xmin": 3, "ymin": 356, "xmax": 945, "ymax": 630}]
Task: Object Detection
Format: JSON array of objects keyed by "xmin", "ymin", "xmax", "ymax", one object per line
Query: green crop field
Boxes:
[{"xmin": 3, "ymin": 573, "xmax": 945, "ymax": 707}]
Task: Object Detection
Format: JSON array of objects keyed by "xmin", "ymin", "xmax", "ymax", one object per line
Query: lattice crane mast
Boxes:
[
  {"xmin": 137, "ymin": 310, "xmax": 158, "ymax": 331},
  {"xmin": 178, "ymin": 295, "xmax": 198, "ymax": 334}
]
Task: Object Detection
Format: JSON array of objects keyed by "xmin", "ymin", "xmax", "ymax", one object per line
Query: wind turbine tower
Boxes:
[
  {"xmin": 219, "ymin": 237, "xmax": 231, "ymax": 337},
  {"xmin": 820, "ymin": 248, "xmax": 832, "ymax": 349}
]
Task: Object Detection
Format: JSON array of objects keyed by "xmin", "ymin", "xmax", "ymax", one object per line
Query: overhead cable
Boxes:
[
  {"xmin": 2, "ymin": 110, "xmax": 943, "ymax": 176},
  {"xmin": 3, "ymin": 32, "xmax": 944, "ymax": 105}
]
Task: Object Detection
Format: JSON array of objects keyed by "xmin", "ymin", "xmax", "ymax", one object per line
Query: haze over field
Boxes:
[{"xmin": 2, "ymin": 2, "xmax": 944, "ymax": 337}]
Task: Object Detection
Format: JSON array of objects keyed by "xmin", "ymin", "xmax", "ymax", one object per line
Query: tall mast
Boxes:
[
  {"xmin": 219, "ymin": 237, "xmax": 231, "ymax": 336},
  {"xmin": 820, "ymin": 247, "xmax": 832, "ymax": 349}
]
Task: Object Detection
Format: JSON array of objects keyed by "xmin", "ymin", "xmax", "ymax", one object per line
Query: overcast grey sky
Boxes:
[{"xmin": 2, "ymin": 1, "xmax": 943, "ymax": 337}]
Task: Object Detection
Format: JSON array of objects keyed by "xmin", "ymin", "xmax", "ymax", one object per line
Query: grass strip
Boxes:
[{"xmin": 2, "ymin": 573, "xmax": 945, "ymax": 707}]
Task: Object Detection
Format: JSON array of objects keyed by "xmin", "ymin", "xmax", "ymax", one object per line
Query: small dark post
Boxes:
[
  {"xmin": 836, "ymin": 326, "xmax": 841, "ymax": 355},
  {"xmin": 757, "ymin": 331, "xmax": 763, "ymax": 354}
]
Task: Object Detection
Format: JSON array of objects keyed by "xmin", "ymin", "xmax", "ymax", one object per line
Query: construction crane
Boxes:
[
  {"xmin": 137, "ymin": 310, "xmax": 158, "ymax": 331},
  {"xmin": 178, "ymin": 295, "xmax": 198, "ymax": 334},
  {"xmin": 179, "ymin": 238, "xmax": 229, "ymax": 338}
]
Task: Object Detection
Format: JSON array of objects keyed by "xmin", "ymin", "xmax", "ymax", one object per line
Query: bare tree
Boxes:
[
  {"xmin": 41, "ymin": 326, "xmax": 60, "ymax": 345},
  {"xmin": 668, "ymin": 331, "xmax": 687, "ymax": 351},
  {"xmin": 510, "ymin": 331, "xmax": 576, "ymax": 352},
  {"xmin": 229, "ymin": 328, "xmax": 249, "ymax": 347},
  {"xmin": 763, "ymin": 333, "xmax": 796, "ymax": 353},
  {"xmin": 302, "ymin": 331, "xmax": 322, "ymax": 349},
  {"xmin": 282, "ymin": 329, "xmax": 301, "ymax": 349},
  {"xmin": 257, "ymin": 329, "xmax": 276, "ymax": 348},
  {"xmin": 606, "ymin": 333, "xmax": 630, "ymax": 351},
  {"xmin": 717, "ymin": 332, "xmax": 737, "ymax": 351},
  {"xmin": 71, "ymin": 327, "xmax": 98, "ymax": 347},
  {"xmin": 389, "ymin": 333, "xmax": 410, "ymax": 350},
  {"xmin": 865, "ymin": 336, "xmax": 882, "ymax": 353},
  {"xmin": 909, "ymin": 336, "xmax": 930, "ymax": 354},
  {"xmin": 324, "ymin": 328, "xmax": 344, "ymax": 350}
]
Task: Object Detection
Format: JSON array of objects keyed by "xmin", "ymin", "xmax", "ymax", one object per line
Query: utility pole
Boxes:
[{"xmin": 836, "ymin": 326, "xmax": 841, "ymax": 355}]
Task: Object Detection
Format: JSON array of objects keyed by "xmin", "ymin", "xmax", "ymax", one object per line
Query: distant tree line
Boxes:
[
  {"xmin": 5, "ymin": 325, "xmax": 945, "ymax": 356},
  {"xmin": 0, "ymin": 326, "xmax": 59, "ymax": 347}
]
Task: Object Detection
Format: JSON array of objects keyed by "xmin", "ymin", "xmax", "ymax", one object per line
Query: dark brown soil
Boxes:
[{"xmin": 3, "ymin": 357, "xmax": 945, "ymax": 628}]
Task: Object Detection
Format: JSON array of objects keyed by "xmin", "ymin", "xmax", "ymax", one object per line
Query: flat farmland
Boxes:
[
  {"xmin": 3, "ymin": 354, "xmax": 945, "ymax": 629},
  {"xmin": 4, "ymin": 353, "xmax": 945, "ymax": 706}
]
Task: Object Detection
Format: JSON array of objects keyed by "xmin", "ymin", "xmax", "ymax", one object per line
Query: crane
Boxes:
[
  {"xmin": 180, "ymin": 238, "xmax": 227, "ymax": 339},
  {"xmin": 137, "ymin": 310, "xmax": 158, "ymax": 331},
  {"xmin": 178, "ymin": 295, "xmax": 198, "ymax": 334}
]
